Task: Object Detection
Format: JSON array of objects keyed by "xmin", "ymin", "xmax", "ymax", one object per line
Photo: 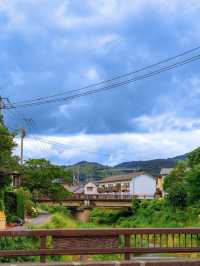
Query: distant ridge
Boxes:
[
  {"xmin": 73, "ymin": 161, "xmax": 105, "ymax": 168},
  {"xmin": 114, "ymin": 153, "xmax": 189, "ymax": 175},
  {"xmin": 66, "ymin": 153, "xmax": 189, "ymax": 181}
]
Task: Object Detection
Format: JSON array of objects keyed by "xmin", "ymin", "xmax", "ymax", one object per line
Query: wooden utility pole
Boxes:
[
  {"xmin": 0, "ymin": 96, "xmax": 4, "ymax": 118},
  {"xmin": 20, "ymin": 128, "xmax": 26, "ymax": 165}
]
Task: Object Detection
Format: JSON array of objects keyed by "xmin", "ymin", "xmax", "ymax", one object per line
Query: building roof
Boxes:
[
  {"xmin": 0, "ymin": 168, "xmax": 20, "ymax": 175},
  {"xmin": 84, "ymin": 181, "xmax": 98, "ymax": 186},
  {"xmin": 160, "ymin": 168, "xmax": 173, "ymax": 176},
  {"xmin": 99, "ymin": 172, "xmax": 149, "ymax": 183},
  {"xmin": 73, "ymin": 186, "xmax": 84, "ymax": 194}
]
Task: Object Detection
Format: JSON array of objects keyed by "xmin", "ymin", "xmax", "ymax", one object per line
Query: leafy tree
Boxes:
[
  {"xmin": 132, "ymin": 197, "xmax": 141, "ymax": 215},
  {"xmin": 183, "ymin": 148, "xmax": 200, "ymax": 203},
  {"xmin": 22, "ymin": 159, "xmax": 72, "ymax": 200},
  {"xmin": 0, "ymin": 115, "xmax": 18, "ymax": 172},
  {"xmin": 188, "ymin": 147, "xmax": 200, "ymax": 168},
  {"xmin": 0, "ymin": 115, "xmax": 19, "ymax": 209},
  {"xmin": 186, "ymin": 165, "xmax": 200, "ymax": 203},
  {"xmin": 163, "ymin": 161, "xmax": 188, "ymax": 209},
  {"xmin": 164, "ymin": 161, "xmax": 187, "ymax": 192},
  {"xmin": 167, "ymin": 182, "xmax": 187, "ymax": 208}
]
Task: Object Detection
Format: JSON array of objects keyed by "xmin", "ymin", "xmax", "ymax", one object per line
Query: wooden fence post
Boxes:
[
  {"xmin": 40, "ymin": 236, "xmax": 47, "ymax": 263},
  {"xmin": 124, "ymin": 235, "xmax": 131, "ymax": 260}
]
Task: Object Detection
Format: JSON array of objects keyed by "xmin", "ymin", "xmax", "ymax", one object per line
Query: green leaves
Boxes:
[
  {"xmin": 0, "ymin": 123, "xmax": 17, "ymax": 171},
  {"xmin": 22, "ymin": 159, "xmax": 72, "ymax": 200},
  {"xmin": 188, "ymin": 147, "xmax": 200, "ymax": 168},
  {"xmin": 167, "ymin": 182, "xmax": 187, "ymax": 208}
]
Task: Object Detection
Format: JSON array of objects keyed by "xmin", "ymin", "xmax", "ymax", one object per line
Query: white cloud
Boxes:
[
  {"xmin": 9, "ymin": 69, "xmax": 25, "ymax": 87},
  {"xmin": 133, "ymin": 113, "xmax": 200, "ymax": 132},
  {"xmin": 59, "ymin": 100, "xmax": 89, "ymax": 119},
  {"xmin": 14, "ymin": 129, "xmax": 200, "ymax": 166},
  {"xmin": 52, "ymin": 33, "xmax": 121, "ymax": 55},
  {"xmin": 0, "ymin": 0, "xmax": 198, "ymax": 33},
  {"xmin": 53, "ymin": 0, "xmax": 200, "ymax": 29},
  {"xmin": 85, "ymin": 68, "xmax": 100, "ymax": 82}
]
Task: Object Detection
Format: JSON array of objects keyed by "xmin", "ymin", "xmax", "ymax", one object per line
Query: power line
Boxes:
[
  {"xmin": 31, "ymin": 136, "xmax": 110, "ymax": 157},
  {"xmin": 28, "ymin": 135, "xmax": 142, "ymax": 160},
  {"xmin": 4, "ymin": 51, "xmax": 200, "ymax": 109},
  {"xmin": 9, "ymin": 45, "xmax": 200, "ymax": 106}
]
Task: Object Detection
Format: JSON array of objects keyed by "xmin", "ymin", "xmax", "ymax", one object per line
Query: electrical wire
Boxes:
[
  {"xmin": 4, "ymin": 52, "xmax": 200, "ymax": 109},
  {"xmin": 9, "ymin": 45, "xmax": 200, "ymax": 106}
]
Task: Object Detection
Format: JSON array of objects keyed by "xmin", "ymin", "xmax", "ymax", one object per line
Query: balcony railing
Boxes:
[{"xmin": 98, "ymin": 186, "xmax": 129, "ymax": 193}]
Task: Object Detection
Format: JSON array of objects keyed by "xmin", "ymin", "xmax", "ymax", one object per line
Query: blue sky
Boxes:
[{"xmin": 1, "ymin": 0, "xmax": 200, "ymax": 165}]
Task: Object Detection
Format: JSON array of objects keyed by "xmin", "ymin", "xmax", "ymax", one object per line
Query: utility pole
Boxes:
[
  {"xmin": 20, "ymin": 128, "xmax": 26, "ymax": 165},
  {"xmin": 0, "ymin": 96, "xmax": 5, "ymax": 127},
  {"xmin": 0, "ymin": 96, "xmax": 4, "ymax": 118}
]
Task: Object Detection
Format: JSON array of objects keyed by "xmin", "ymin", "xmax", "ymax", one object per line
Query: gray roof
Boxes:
[{"xmin": 99, "ymin": 172, "xmax": 150, "ymax": 183}]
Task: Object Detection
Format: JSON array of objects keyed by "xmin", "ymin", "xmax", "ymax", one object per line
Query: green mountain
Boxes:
[
  {"xmin": 66, "ymin": 153, "xmax": 189, "ymax": 181},
  {"xmin": 66, "ymin": 161, "xmax": 112, "ymax": 181},
  {"xmin": 115, "ymin": 153, "xmax": 189, "ymax": 176}
]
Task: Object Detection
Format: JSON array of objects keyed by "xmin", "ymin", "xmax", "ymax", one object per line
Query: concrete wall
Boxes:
[{"xmin": 130, "ymin": 174, "xmax": 156, "ymax": 196}]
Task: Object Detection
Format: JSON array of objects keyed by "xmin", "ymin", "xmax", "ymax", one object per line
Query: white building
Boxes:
[
  {"xmin": 98, "ymin": 172, "xmax": 156, "ymax": 198},
  {"xmin": 84, "ymin": 182, "xmax": 98, "ymax": 195}
]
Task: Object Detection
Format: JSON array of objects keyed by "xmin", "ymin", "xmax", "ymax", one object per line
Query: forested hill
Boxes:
[
  {"xmin": 114, "ymin": 154, "xmax": 188, "ymax": 175},
  {"xmin": 66, "ymin": 153, "xmax": 189, "ymax": 181}
]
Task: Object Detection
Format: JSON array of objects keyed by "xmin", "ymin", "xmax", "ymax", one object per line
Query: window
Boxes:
[
  {"xmin": 87, "ymin": 187, "xmax": 93, "ymax": 192},
  {"xmin": 13, "ymin": 175, "xmax": 21, "ymax": 187}
]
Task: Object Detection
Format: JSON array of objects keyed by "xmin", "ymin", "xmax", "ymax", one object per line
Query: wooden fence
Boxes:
[{"xmin": 1, "ymin": 228, "xmax": 200, "ymax": 263}]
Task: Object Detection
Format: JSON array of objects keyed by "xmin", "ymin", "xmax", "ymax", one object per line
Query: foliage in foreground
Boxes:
[{"xmin": 22, "ymin": 159, "xmax": 73, "ymax": 200}]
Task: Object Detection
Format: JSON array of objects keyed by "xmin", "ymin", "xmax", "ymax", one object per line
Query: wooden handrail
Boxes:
[
  {"xmin": 1, "ymin": 228, "xmax": 200, "ymax": 262},
  {"xmin": 2, "ymin": 227, "xmax": 200, "ymax": 236}
]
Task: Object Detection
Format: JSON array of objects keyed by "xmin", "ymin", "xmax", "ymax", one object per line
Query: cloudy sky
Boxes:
[{"xmin": 1, "ymin": 0, "xmax": 200, "ymax": 166}]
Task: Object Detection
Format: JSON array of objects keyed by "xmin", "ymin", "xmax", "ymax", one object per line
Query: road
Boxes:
[{"xmin": 10, "ymin": 214, "xmax": 52, "ymax": 230}]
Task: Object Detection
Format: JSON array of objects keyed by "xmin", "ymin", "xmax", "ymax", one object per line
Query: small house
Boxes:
[{"xmin": 84, "ymin": 182, "xmax": 98, "ymax": 195}]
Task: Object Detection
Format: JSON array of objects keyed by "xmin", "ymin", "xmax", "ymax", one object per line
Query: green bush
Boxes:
[
  {"xmin": 6, "ymin": 215, "xmax": 18, "ymax": 223},
  {"xmin": 0, "ymin": 199, "xmax": 4, "ymax": 211},
  {"xmin": 167, "ymin": 182, "xmax": 187, "ymax": 208},
  {"xmin": 4, "ymin": 191, "xmax": 17, "ymax": 216},
  {"xmin": 0, "ymin": 237, "xmax": 38, "ymax": 263},
  {"xmin": 131, "ymin": 197, "xmax": 140, "ymax": 214},
  {"xmin": 17, "ymin": 191, "xmax": 25, "ymax": 220},
  {"xmin": 39, "ymin": 204, "xmax": 70, "ymax": 216},
  {"xmin": 90, "ymin": 208, "xmax": 131, "ymax": 225}
]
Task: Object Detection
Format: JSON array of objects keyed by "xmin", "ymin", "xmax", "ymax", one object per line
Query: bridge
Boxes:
[
  {"xmin": 1, "ymin": 228, "xmax": 200, "ymax": 265},
  {"xmin": 34, "ymin": 194, "xmax": 154, "ymax": 208}
]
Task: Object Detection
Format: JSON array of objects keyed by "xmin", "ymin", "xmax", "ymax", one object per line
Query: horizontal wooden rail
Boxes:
[
  {"xmin": 34, "ymin": 194, "xmax": 155, "ymax": 202},
  {"xmin": 1, "ymin": 228, "xmax": 200, "ymax": 263},
  {"xmin": 2, "ymin": 227, "xmax": 200, "ymax": 236}
]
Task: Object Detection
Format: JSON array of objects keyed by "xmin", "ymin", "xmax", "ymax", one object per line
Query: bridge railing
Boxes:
[
  {"xmin": 35, "ymin": 193, "xmax": 155, "ymax": 202},
  {"xmin": 1, "ymin": 228, "xmax": 200, "ymax": 263}
]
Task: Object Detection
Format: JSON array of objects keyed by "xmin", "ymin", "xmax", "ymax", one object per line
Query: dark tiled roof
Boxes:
[{"xmin": 99, "ymin": 172, "xmax": 149, "ymax": 183}]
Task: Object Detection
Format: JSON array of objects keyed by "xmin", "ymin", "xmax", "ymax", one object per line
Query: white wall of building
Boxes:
[
  {"xmin": 130, "ymin": 175, "xmax": 156, "ymax": 196},
  {"xmin": 84, "ymin": 182, "xmax": 98, "ymax": 195}
]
